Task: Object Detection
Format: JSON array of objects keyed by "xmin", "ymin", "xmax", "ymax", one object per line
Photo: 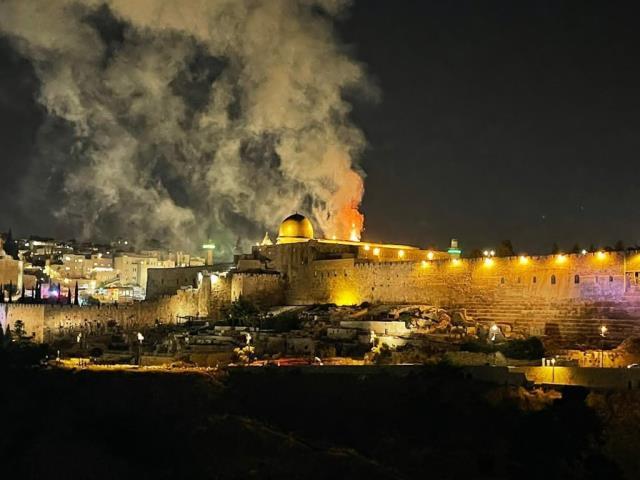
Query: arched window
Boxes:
[
  {"xmin": 517, "ymin": 277, "xmax": 521, "ymax": 284},
  {"xmin": 574, "ymin": 274, "xmax": 580, "ymax": 284},
  {"xmin": 551, "ymin": 275, "xmax": 557, "ymax": 285},
  {"xmin": 500, "ymin": 277, "xmax": 505, "ymax": 284},
  {"xmin": 533, "ymin": 276, "xmax": 537, "ymax": 284},
  {"xmin": 609, "ymin": 275, "xmax": 614, "ymax": 282}
]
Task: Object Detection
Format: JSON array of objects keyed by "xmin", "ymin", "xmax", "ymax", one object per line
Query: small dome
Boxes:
[{"xmin": 277, "ymin": 213, "xmax": 314, "ymax": 243}]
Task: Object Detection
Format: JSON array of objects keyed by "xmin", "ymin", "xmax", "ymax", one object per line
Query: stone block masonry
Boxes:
[{"xmin": 1, "ymin": 289, "xmax": 202, "ymax": 343}]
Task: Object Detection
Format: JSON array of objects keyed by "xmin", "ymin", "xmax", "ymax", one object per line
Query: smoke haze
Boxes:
[{"xmin": 0, "ymin": 0, "xmax": 371, "ymax": 256}]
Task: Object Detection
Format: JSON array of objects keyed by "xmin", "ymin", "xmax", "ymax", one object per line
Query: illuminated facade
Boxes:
[
  {"xmin": 0, "ymin": 238, "xmax": 23, "ymax": 299},
  {"xmin": 225, "ymin": 214, "xmax": 640, "ymax": 342}
]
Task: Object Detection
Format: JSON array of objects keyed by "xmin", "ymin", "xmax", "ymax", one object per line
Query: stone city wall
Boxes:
[
  {"xmin": 145, "ymin": 266, "xmax": 206, "ymax": 299},
  {"xmin": 1, "ymin": 289, "xmax": 202, "ymax": 343},
  {"xmin": 281, "ymin": 251, "xmax": 640, "ymax": 342},
  {"xmin": 230, "ymin": 273, "xmax": 285, "ymax": 306},
  {"xmin": 0, "ymin": 257, "xmax": 23, "ymax": 292}
]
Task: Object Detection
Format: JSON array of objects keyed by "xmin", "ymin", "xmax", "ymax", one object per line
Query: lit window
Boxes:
[{"xmin": 574, "ymin": 275, "xmax": 580, "ymax": 284}]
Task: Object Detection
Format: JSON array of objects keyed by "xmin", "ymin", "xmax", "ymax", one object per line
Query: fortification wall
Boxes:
[
  {"xmin": 0, "ymin": 257, "xmax": 23, "ymax": 293},
  {"xmin": 283, "ymin": 251, "xmax": 640, "ymax": 342},
  {"xmin": 2, "ymin": 289, "xmax": 202, "ymax": 343},
  {"xmin": 230, "ymin": 273, "xmax": 284, "ymax": 306},
  {"xmin": 1, "ymin": 303, "xmax": 45, "ymax": 341},
  {"xmin": 145, "ymin": 266, "xmax": 205, "ymax": 299}
]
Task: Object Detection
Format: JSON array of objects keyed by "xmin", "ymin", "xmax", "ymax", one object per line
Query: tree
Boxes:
[
  {"xmin": 224, "ymin": 298, "xmax": 259, "ymax": 327},
  {"xmin": 67, "ymin": 288, "xmax": 72, "ymax": 305},
  {"xmin": 89, "ymin": 347, "xmax": 103, "ymax": 359},
  {"xmin": 4, "ymin": 324, "xmax": 12, "ymax": 344},
  {"xmin": 496, "ymin": 240, "xmax": 515, "ymax": 257},
  {"xmin": 13, "ymin": 320, "xmax": 25, "ymax": 338},
  {"xmin": 550, "ymin": 242, "xmax": 560, "ymax": 254},
  {"xmin": 464, "ymin": 249, "xmax": 484, "ymax": 259},
  {"xmin": 74, "ymin": 282, "xmax": 79, "ymax": 306},
  {"xmin": 3, "ymin": 229, "xmax": 18, "ymax": 259},
  {"xmin": 570, "ymin": 244, "xmax": 581, "ymax": 254},
  {"xmin": 614, "ymin": 240, "xmax": 625, "ymax": 251}
]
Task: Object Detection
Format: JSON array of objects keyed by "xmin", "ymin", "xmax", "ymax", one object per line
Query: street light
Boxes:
[
  {"xmin": 551, "ymin": 357, "xmax": 556, "ymax": 383},
  {"xmin": 137, "ymin": 332, "xmax": 144, "ymax": 366},
  {"xmin": 490, "ymin": 324, "xmax": 500, "ymax": 365},
  {"xmin": 599, "ymin": 325, "xmax": 608, "ymax": 368},
  {"xmin": 490, "ymin": 324, "xmax": 500, "ymax": 342}
]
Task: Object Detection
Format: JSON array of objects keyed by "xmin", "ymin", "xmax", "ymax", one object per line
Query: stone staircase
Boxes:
[{"xmin": 450, "ymin": 291, "xmax": 640, "ymax": 345}]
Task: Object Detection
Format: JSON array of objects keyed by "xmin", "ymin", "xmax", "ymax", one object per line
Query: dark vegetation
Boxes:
[
  {"xmin": 461, "ymin": 337, "xmax": 545, "ymax": 360},
  {"xmin": 0, "ymin": 362, "xmax": 633, "ymax": 480},
  {"xmin": 222, "ymin": 298, "xmax": 303, "ymax": 331}
]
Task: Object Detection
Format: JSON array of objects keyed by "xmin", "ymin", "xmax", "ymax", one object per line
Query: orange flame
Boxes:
[
  {"xmin": 338, "ymin": 201, "xmax": 364, "ymax": 241},
  {"xmin": 320, "ymin": 146, "xmax": 365, "ymax": 241}
]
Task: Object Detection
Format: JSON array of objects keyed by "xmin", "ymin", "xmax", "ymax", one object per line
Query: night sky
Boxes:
[{"xmin": 2, "ymin": 0, "xmax": 640, "ymax": 255}]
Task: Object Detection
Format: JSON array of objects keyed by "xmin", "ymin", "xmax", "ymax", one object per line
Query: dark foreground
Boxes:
[{"xmin": 1, "ymin": 365, "xmax": 639, "ymax": 480}]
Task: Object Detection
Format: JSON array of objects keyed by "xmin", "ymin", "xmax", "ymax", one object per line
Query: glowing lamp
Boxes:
[
  {"xmin": 483, "ymin": 250, "xmax": 489, "ymax": 257},
  {"xmin": 398, "ymin": 249, "xmax": 405, "ymax": 259},
  {"xmin": 421, "ymin": 260, "xmax": 428, "ymax": 268},
  {"xmin": 600, "ymin": 325, "xmax": 608, "ymax": 337},
  {"xmin": 427, "ymin": 251, "xmax": 434, "ymax": 260},
  {"xmin": 451, "ymin": 258, "xmax": 461, "ymax": 266},
  {"xmin": 556, "ymin": 254, "xmax": 567, "ymax": 264},
  {"xmin": 484, "ymin": 257, "xmax": 494, "ymax": 267},
  {"xmin": 373, "ymin": 247, "xmax": 381, "ymax": 256},
  {"xmin": 581, "ymin": 249, "xmax": 588, "ymax": 255},
  {"xmin": 490, "ymin": 250, "xmax": 495, "ymax": 256},
  {"xmin": 519, "ymin": 255, "xmax": 529, "ymax": 265},
  {"xmin": 597, "ymin": 251, "xmax": 606, "ymax": 260},
  {"xmin": 364, "ymin": 244, "xmax": 370, "ymax": 251}
]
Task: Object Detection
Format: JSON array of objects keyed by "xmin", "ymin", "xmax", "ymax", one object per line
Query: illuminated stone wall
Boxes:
[
  {"xmin": 280, "ymin": 250, "xmax": 640, "ymax": 342},
  {"xmin": 3, "ymin": 289, "xmax": 201, "ymax": 342},
  {"xmin": 10, "ymin": 248, "xmax": 640, "ymax": 345},
  {"xmin": 0, "ymin": 256, "xmax": 23, "ymax": 293},
  {"xmin": 230, "ymin": 273, "xmax": 284, "ymax": 306},
  {"xmin": 145, "ymin": 266, "xmax": 205, "ymax": 299},
  {"xmin": 1, "ymin": 303, "xmax": 45, "ymax": 340}
]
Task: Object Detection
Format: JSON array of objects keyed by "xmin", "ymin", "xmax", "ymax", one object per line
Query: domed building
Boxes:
[{"xmin": 277, "ymin": 213, "xmax": 314, "ymax": 244}]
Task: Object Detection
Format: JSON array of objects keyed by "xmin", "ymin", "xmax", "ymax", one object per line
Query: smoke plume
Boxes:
[{"xmin": 0, "ymin": 0, "xmax": 371, "ymax": 255}]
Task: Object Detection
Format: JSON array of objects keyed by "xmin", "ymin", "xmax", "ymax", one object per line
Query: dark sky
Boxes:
[
  {"xmin": 1, "ymin": 0, "xmax": 640, "ymax": 254},
  {"xmin": 341, "ymin": 0, "xmax": 640, "ymax": 253}
]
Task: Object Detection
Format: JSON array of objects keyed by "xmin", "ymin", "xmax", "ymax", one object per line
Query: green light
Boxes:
[
  {"xmin": 202, "ymin": 243, "xmax": 216, "ymax": 250},
  {"xmin": 447, "ymin": 248, "xmax": 462, "ymax": 255}
]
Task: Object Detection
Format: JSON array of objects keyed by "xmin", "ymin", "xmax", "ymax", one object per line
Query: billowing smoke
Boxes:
[{"xmin": 0, "ymin": 0, "xmax": 371, "ymax": 256}]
